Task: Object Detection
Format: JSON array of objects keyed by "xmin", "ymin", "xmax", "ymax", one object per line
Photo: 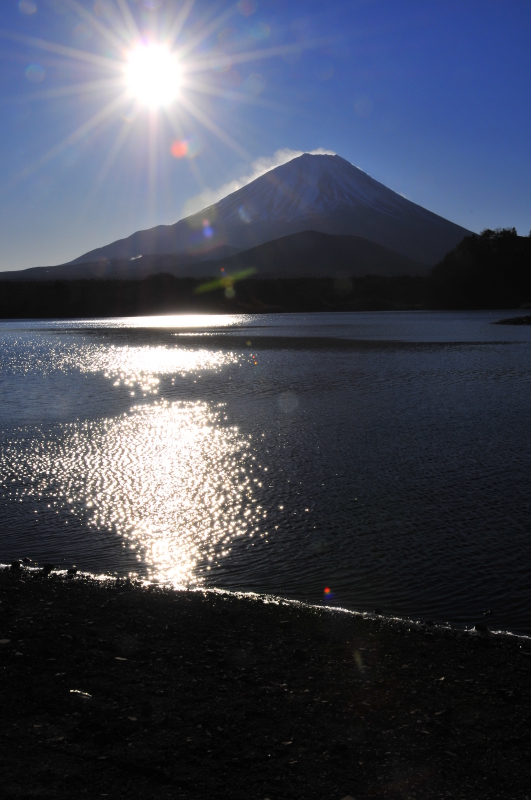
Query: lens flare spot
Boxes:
[
  {"xmin": 324, "ymin": 587, "xmax": 331, "ymax": 595},
  {"xmin": 211, "ymin": 54, "xmax": 232, "ymax": 73},
  {"xmin": 185, "ymin": 136, "xmax": 202, "ymax": 158},
  {"xmin": 25, "ymin": 64, "xmax": 45, "ymax": 83},
  {"xmin": 252, "ymin": 22, "xmax": 270, "ymax": 40},
  {"xmin": 238, "ymin": 0, "xmax": 256, "ymax": 16},
  {"xmin": 238, "ymin": 205, "xmax": 252, "ymax": 223},
  {"xmin": 18, "ymin": 0, "xmax": 37, "ymax": 14},
  {"xmin": 171, "ymin": 140, "xmax": 188, "ymax": 158},
  {"xmin": 218, "ymin": 28, "xmax": 235, "ymax": 44},
  {"xmin": 72, "ymin": 23, "xmax": 93, "ymax": 45}
]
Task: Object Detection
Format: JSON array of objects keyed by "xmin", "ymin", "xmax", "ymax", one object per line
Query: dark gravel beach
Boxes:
[{"xmin": 1, "ymin": 566, "xmax": 530, "ymax": 799}]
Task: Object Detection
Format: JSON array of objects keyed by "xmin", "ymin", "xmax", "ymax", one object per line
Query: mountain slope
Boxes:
[
  {"xmin": 0, "ymin": 231, "xmax": 426, "ymax": 282},
  {"xmin": 69, "ymin": 154, "xmax": 471, "ymax": 267},
  {"xmin": 0, "ymin": 245, "xmax": 238, "ymax": 282},
  {"xmin": 202, "ymin": 230, "xmax": 427, "ymax": 279}
]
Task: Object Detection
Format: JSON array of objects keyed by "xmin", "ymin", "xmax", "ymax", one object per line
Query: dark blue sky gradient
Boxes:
[{"xmin": 1, "ymin": 0, "xmax": 530, "ymax": 270}]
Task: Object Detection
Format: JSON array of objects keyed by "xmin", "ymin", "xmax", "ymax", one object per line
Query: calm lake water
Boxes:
[{"xmin": 1, "ymin": 311, "xmax": 530, "ymax": 634}]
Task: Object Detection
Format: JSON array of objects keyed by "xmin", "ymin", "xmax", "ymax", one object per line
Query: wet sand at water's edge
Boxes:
[{"xmin": 1, "ymin": 567, "xmax": 530, "ymax": 799}]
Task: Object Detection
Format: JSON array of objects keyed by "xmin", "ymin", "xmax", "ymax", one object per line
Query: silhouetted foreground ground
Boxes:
[{"xmin": 1, "ymin": 568, "xmax": 531, "ymax": 799}]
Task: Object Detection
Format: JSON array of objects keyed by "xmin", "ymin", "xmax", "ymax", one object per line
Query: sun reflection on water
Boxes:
[
  {"xmin": 1, "ymin": 330, "xmax": 264, "ymax": 583},
  {"xmin": 2, "ymin": 336, "xmax": 238, "ymax": 395},
  {"xmin": 91, "ymin": 345, "xmax": 235, "ymax": 394},
  {"xmin": 1, "ymin": 401, "xmax": 265, "ymax": 585},
  {"xmin": 59, "ymin": 314, "xmax": 250, "ymax": 330}
]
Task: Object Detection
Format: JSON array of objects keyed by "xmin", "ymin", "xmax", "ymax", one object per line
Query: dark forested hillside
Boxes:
[
  {"xmin": 430, "ymin": 228, "xmax": 531, "ymax": 309},
  {"xmin": 0, "ymin": 274, "xmax": 428, "ymax": 318}
]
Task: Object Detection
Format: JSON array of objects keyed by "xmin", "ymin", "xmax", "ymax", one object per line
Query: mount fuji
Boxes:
[
  {"xmin": 0, "ymin": 154, "xmax": 473, "ymax": 281},
  {"xmin": 65, "ymin": 153, "xmax": 470, "ymax": 270}
]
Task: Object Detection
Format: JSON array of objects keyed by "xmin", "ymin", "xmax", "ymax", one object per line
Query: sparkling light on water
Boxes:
[
  {"xmin": 0, "ymin": 329, "xmax": 263, "ymax": 584},
  {"xmin": 2, "ymin": 337, "xmax": 237, "ymax": 395},
  {"xmin": 1, "ymin": 401, "xmax": 265, "ymax": 585},
  {"xmin": 93, "ymin": 345, "xmax": 233, "ymax": 395}
]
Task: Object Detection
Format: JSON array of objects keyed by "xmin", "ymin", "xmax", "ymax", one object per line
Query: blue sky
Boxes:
[{"xmin": 1, "ymin": 0, "xmax": 530, "ymax": 271}]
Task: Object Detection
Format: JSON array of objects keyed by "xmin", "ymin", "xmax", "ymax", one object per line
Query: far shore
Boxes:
[
  {"xmin": 1, "ymin": 566, "xmax": 530, "ymax": 799},
  {"xmin": 494, "ymin": 313, "xmax": 531, "ymax": 325},
  {"xmin": 1, "ymin": 273, "xmax": 531, "ymax": 319}
]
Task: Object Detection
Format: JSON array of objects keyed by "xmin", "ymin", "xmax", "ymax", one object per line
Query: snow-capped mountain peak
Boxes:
[
  {"xmin": 69, "ymin": 153, "xmax": 471, "ymax": 267},
  {"xmin": 214, "ymin": 154, "xmax": 408, "ymax": 222}
]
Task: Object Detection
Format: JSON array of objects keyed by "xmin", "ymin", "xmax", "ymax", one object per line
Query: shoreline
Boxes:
[
  {"xmin": 2, "ymin": 566, "xmax": 530, "ymax": 799},
  {"xmin": 3, "ymin": 563, "xmax": 530, "ymax": 642},
  {"xmin": 494, "ymin": 313, "xmax": 531, "ymax": 325}
]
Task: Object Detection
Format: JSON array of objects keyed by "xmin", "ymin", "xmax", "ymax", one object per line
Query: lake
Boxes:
[{"xmin": 1, "ymin": 311, "xmax": 530, "ymax": 634}]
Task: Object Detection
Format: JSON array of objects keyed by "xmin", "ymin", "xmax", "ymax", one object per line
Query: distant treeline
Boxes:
[
  {"xmin": 1, "ymin": 228, "xmax": 529, "ymax": 318},
  {"xmin": 0, "ymin": 275, "xmax": 428, "ymax": 318},
  {"xmin": 431, "ymin": 228, "xmax": 531, "ymax": 309}
]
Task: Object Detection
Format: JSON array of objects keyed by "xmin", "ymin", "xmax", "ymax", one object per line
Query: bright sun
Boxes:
[{"xmin": 125, "ymin": 44, "xmax": 181, "ymax": 108}]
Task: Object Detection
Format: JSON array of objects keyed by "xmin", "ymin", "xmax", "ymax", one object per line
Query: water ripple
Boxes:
[{"xmin": 1, "ymin": 401, "xmax": 266, "ymax": 584}]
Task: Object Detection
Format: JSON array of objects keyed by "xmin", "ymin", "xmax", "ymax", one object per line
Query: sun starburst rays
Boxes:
[
  {"xmin": 61, "ymin": 0, "xmax": 132, "ymax": 51},
  {"xmin": 176, "ymin": 3, "xmax": 238, "ymax": 60},
  {"xmin": 164, "ymin": 0, "xmax": 196, "ymax": 51},
  {"xmin": 1, "ymin": 2, "xmax": 329, "ymax": 207},
  {"xmin": 0, "ymin": 27, "xmax": 124, "ymax": 72},
  {"xmin": 114, "ymin": 0, "xmax": 141, "ymax": 43},
  {"xmin": 5, "ymin": 92, "xmax": 130, "ymax": 193},
  {"xmin": 5, "ymin": 77, "xmax": 125, "ymax": 105},
  {"xmin": 183, "ymin": 76, "xmax": 287, "ymax": 114},
  {"xmin": 85, "ymin": 119, "xmax": 137, "ymax": 210},
  {"xmin": 177, "ymin": 93, "xmax": 250, "ymax": 160}
]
